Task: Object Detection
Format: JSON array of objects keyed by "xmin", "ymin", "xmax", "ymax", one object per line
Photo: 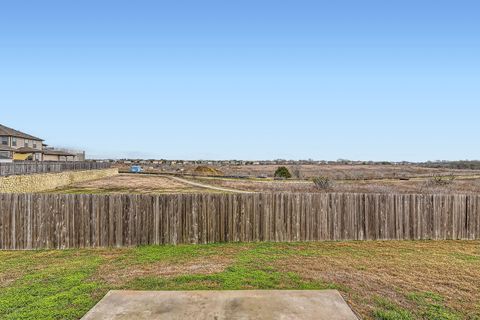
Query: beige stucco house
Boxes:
[
  {"xmin": 0, "ymin": 124, "xmax": 44, "ymax": 161},
  {"xmin": 0, "ymin": 124, "xmax": 80, "ymax": 162}
]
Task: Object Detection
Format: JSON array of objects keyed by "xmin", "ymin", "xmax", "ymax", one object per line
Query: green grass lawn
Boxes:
[{"xmin": 0, "ymin": 241, "xmax": 479, "ymax": 320}]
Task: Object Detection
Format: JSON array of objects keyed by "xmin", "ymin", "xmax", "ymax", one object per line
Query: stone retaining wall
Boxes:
[{"xmin": 0, "ymin": 168, "xmax": 118, "ymax": 193}]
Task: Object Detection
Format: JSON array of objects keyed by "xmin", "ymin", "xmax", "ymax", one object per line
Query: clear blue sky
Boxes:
[{"xmin": 1, "ymin": 1, "xmax": 479, "ymax": 161}]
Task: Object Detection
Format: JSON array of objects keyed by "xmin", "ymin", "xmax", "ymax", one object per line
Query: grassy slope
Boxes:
[{"xmin": 0, "ymin": 241, "xmax": 479, "ymax": 320}]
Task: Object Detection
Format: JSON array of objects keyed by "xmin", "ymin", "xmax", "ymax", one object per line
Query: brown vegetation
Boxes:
[
  {"xmin": 49, "ymin": 169, "xmax": 480, "ymax": 195},
  {"xmin": 274, "ymin": 241, "xmax": 480, "ymax": 318},
  {"xmin": 188, "ymin": 175, "xmax": 480, "ymax": 194},
  {"xmin": 190, "ymin": 164, "xmax": 480, "ymax": 180},
  {"xmin": 50, "ymin": 174, "xmax": 213, "ymax": 194}
]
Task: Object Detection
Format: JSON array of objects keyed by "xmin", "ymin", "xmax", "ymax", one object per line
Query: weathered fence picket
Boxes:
[
  {"xmin": 0, "ymin": 161, "xmax": 112, "ymax": 176},
  {"xmin": 0, "ymin": 192, "xmax": 479, "ymax": 250}
]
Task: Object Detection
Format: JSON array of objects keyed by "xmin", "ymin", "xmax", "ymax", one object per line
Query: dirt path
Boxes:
[{"xmin": 165, "ymin": 175, "xmax": 253, "ymax": 193}]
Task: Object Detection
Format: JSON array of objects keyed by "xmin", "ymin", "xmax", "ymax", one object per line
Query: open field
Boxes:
[
  {"xmin": 46, "ymin": 170, "xmax": 480, "ymax": 195},
  {"xmin": 187, "ymin": 175, "xmax": 480, "ymax": 194},
  {"xmin": 0, "ymin": 241, "xmax": 479, "ymax": 319},
  {"xmin": 214, "ymin": 164, "xmax": 480, "ymax": 180},
  {"xmin": 109, "ymin": 163, "xmax": 480, "ymax": 195},
  {"xmin": 135, "ymin": 163, "xmax": 480, "ymax": 180},
  {"xmin": 48, "ymin": 174, "xmax": 224, "ymax": 194}
]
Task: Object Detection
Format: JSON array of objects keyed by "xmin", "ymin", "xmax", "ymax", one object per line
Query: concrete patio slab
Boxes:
[{"xmin": 81, "ymin": 290, "xmax": 357, "ymax": 320}]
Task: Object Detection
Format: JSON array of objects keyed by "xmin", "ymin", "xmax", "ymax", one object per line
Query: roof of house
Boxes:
[
  {"xmin": 0, "ymin": 124, "xmax": 44, "ymax": 141},
  {"xmin": 43, "ymin": 149, "xmax": 75, "ymax": 156},
  {"xmin": 15, "ymin": 147, "xmax": 42, "ymax": 153}
]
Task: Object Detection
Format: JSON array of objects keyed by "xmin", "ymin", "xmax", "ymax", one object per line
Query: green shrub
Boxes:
[{"xmin": 274, "ymin": 166, "xmax": 291, "ymax": 179}]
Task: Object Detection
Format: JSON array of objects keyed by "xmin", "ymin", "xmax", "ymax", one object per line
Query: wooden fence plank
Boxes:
[
  {"xmin": 0, "ymin": 161, "xmax": 112, "ymax": 177},
  {"xmin": 0, "ymin": 192, "xmax": 479, "ymax": 249}
]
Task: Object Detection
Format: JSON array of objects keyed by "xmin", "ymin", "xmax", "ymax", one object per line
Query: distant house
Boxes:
[
  {"xmin": 0, "ymin": 124, "xmax": 44, "ymax": 161},
  {"xmin": 0, "ymin": 123, "xmax": 84, "ymax": 162},
  {"xmin": 42, "ymin": 149, "xmax": 77, "ymax": 161}
]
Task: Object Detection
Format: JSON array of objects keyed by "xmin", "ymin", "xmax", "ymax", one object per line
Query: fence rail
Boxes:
[
  {"xmin": 0, "ymin": 161, "xmax": 112, "ymax": 176},
  {"xmin": 1, "ymin": 192, "xmax": 479, "ymax": 250}
]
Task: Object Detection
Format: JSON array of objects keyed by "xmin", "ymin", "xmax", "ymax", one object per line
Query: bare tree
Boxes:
[
  {"xmin": 291, "ymin": 165, "xmax": 302, "ymax": 179},
  {"xmin": 312, "ymin": 176, "xmax": 332, "ymax": 190}
]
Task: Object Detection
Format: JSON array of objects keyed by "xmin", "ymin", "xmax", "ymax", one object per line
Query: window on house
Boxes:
[
  {"xmin": 0, "ymin": 151, "xmax": 10, "ymax": 159},
  {"xmin": 12, "ymin": 138, "xmax": 17, "ymax": 146},
  {"xmin": 24, "ymin": 139, "xmax": 29, "ymax": 147},
  {"xmin": 33, "ymin": 141, "xmax": 37, "ymax": 148},
  {"xmin": 1, "ymin": 136, "xmax": 7, "ymax": 145}
]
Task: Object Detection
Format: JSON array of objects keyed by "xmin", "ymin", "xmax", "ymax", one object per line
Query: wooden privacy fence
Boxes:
[
  {"xmin": 0, "ymin": 193, "xmax": 479, "ymax": 250},
  {"xmin": 0, "ymin": 161, "xmax": 112, "ymax": 176}
]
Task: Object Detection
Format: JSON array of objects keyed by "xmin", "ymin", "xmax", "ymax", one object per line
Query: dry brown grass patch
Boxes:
[
  {"xmin": 52, "ymin": 174, "xmax": 210, "ymax": 194},
  {"xmin": 95, "ymin": 254, "xmax": 233, "ymax": 287},
  {"xmin": 273, "ymin": 241, "xmax": 480, "ymax": 317}
]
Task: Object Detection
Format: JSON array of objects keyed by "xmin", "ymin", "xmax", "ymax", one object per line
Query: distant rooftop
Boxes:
[
  {"xmin": 15, "ymin": 146, "xmax": 42, "ymax": 153},
  {"xmin": 0, "ymin": 124, "xmax": 44, "ymax": 141},
  {"xmin": 43, "ymin": 149, "xmax": 75, "ymax": 156}
]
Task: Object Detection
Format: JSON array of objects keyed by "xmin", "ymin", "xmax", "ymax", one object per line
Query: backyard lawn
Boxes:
[{"xmin": 0, "ymin": 241, "xmax": 479, "ymax": 320}]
